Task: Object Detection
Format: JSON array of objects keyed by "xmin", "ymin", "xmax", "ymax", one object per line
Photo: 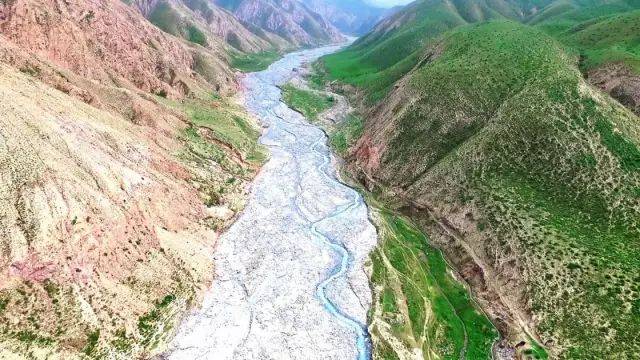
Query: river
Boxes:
[{"xmin": 167, "ymin": 45, "xmax": 378, "ymax": 360}]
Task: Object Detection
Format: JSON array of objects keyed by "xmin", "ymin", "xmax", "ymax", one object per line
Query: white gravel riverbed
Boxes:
[{"xmin": 166, "ymin": 45, "xmax": 378, "ymax": 360}]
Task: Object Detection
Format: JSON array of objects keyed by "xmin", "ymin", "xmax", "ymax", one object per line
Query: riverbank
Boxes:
[{"xmin": 280, "ymin": 61, "xmax": 502, "ymax": 360}]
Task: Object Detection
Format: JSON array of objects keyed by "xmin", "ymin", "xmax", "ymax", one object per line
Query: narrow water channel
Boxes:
[{"xmin": 167, "ymin": 45, "xmax": 378, "ymax": 360}]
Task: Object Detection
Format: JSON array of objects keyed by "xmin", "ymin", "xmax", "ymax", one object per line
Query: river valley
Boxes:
[{"xmin": 166, "ymin": 45, "xmax": 378, "ymax": 359}]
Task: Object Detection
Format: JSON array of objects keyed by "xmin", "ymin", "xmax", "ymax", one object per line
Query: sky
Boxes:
[{"xmin": 365, "ymin": 0, "xmax": 414, "ymax": 7}]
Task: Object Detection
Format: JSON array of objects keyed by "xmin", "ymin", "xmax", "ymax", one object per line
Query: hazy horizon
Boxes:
[{"xmin": 365, "ymin": 0, "xmax": 414, "ymax": 8}]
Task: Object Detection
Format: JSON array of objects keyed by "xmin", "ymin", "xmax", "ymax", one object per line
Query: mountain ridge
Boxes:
[{"xmin": 213, "ymin": 0, "xmax": 345, "ymax": 48}]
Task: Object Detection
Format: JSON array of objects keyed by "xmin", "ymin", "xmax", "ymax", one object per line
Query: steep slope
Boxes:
[
  {"xmin": 306, "ymin": 0, "xmax": 397, "ymax": 36},
  {"xmin": 321, "ymin": 0, "xmax": 556, "ymax": 101},
  {"xmin": 346, "ymin": 21, "xmax": 640, "ymax": 359},
  {"xmin": 133, "ymin": 0, "xmax": 289, "ymax": 53},
  {"xmin": 0, "ymin": 61, "xmax": 210, "ymax": 359},
  {"xmin": 323, "ymin": 0, "xmax": 640, "ymax": 109},
  {"xmin": 0, "ymin": 0, "xmax": 236, "ymax": 97},
  {"xmin": 318, "ymin": 1, "xmax": 640, "ymax": 358},
  {"xmin": 0, "ymin": 0, "xmax": 266, "ymax": 357},
  {"xmin": 214, "ymin": 0, "xmax": 345, "ymax": 48}
]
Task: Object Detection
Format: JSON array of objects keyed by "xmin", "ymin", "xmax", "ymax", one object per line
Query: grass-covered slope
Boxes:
[
  {"xmin": 230, "ymin": 51, "xmax": 281, "ymax": 72},
  {"xmin": 350, "ymin": 21, "xmax": 640, "ymax": 358},
  {"xmin": 533, "ymin": 3, "xmax": 640, "ymax": 72},
  {"xmin": 322, "ymin": 0, "xmax": 640, "ymax": 104},
  {"xmin": 564, "ymin": 10, "xmax": 640, "ymax": 71},
  {"xmin": 369, "ymin": 210, "xmax": 498, "ymax": 360},
  {"xmin": 320, "ymin": 0, "xmax": 556, "ymax": 101},
  {"xmin": 530, "ymin": 2, "xmax": 640, "ymax": 114},
  {"xmin": 321, "ymin": 0, "xmax": 465, "ymax": 101}
]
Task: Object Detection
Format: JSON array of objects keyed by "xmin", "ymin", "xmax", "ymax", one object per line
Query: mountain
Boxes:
[
  {"xmin": 214, "ymin": 0, "xmax": 345, "ymax": 48},
  {"xmin": 319, "ymin": 0, "xmax": 640, "ymax": 358},
  {"xmin": 306, "ymin": 0, "xmax": 399, "ymax": 35},
  {"xmin": 0, "ymin": 0, "xmax": 265, "ymax": 357},
  {"xmin": 323, "ymin": 0, "xmax": 640, "ymax": 106},
  {"xmin": 0, "ymin": 0, "xmax": 239, "ymax": 97},
  {"xmin": 322, "ymin": 0, "xmax": 563, "ymax": 101},
  {"xmin": 133, "ymin": 0, "xmax": 290, "ymax": 53}
]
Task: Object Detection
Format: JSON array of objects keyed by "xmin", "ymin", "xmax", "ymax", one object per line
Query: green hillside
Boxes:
[
  {"xmin": 320, "ymin": 0, "xmax": 553, "ymax": 101},
  {"xmin": 148, "ymin": 0, "xmax": 209, "ymax": 46},
  {"xmin": 535, "ymin": 6, "xmax": 640, "ymax": 72},
  {"xmin": 321, "ymin": 0, "xmax": 640, "ymax": 102},
  {"xmin": 320, "ymin": 11, "xmax": 640, "ymax": 358},
  {"xmin": 320, "ymin": 1, "xmax": 461, "ymax": 101},
  {"xmin": 394, "ymin": 21, "xmax": 639, "ymax": 358},
  {"xmin": 369, "ymin": 210, "xmax": 499, "ymax": 359},
  {"xmin": 317, "ymin": 1, "xmax": 640, "ymax": 357}
]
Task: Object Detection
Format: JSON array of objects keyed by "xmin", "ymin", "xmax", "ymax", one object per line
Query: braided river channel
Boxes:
[{"xmin": 167, "ymin": 45, "xmax": 378, "ymax": 359}]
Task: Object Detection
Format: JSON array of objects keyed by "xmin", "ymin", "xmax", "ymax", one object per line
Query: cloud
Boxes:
[{"xmin": 364, "ymin": 0, "xmax": 414, "ymax": 7}]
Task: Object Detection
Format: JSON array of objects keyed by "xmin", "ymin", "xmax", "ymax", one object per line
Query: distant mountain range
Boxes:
[
  {"xmin": 306, "ymin": 0, "xmax": 402, "ymax": 35},
  {"xmin": 134, "ymin": 0, "xmax": 290, "ymax": 53},
  {"xmin": 213, "ymin": 0, "xmax": 345, "ymax": 48}
]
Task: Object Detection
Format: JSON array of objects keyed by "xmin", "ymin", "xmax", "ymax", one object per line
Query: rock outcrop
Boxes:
[
  {"xmin": 215, "ymin": 0, "xmax": 345, "ymax": 48},
  {"xmin": 133, "ymin": 0, "xmax": 289, "ymax": 53},
  {"xmin": 588, "ymin": 62, "xmax": 640, "ymax": 116}
]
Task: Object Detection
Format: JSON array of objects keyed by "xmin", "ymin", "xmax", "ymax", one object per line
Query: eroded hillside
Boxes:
[
  {"xmin": 214, "ymin": 0, "xmax": 345, "ymax": 48},
  {"xmin": 133, "ymin": 0, "xmax": 290, "ymax": 53},
  {"xmin": 0, "ymin": 0, "xmax": 266, "ymax": 357},
  {"xmin": 0, "ymin": 0, "xmax": 238, "ymax": 97}
]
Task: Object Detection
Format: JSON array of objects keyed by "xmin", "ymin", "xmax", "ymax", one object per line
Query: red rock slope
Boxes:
[
  {"xmin": 0, "ymin": 0, "xmax": 264, "ymax": 357},
  {"xmin": 0, "ymin": 0, "xmax": 236, "ymax": 97}
]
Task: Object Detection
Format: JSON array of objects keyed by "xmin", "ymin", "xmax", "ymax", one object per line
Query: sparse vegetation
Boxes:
[
  {"xmin": 155, "ymin": 91, "xmax": 266, "ymax": 219},
  {"xmin": 187, "ymin": 25, "xmax": 207, "ymax": 46},
  {"xmin": 159, "ymin": 92, "xmax": 267, "ymax": 169},
  {"xmin": 330, "ymin": 114, "xmax": 363, "ymax": 156},
  {"xmin": 111, "ymin": 328, "xmax": 133, "ymax": 352},
  {"xmin": 83, "ymin": 330, "xmax": 100, "ymax": 356},
  {"xmin": 138, "ymin": 294, "xmax": 176, "ymax": 346}
]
